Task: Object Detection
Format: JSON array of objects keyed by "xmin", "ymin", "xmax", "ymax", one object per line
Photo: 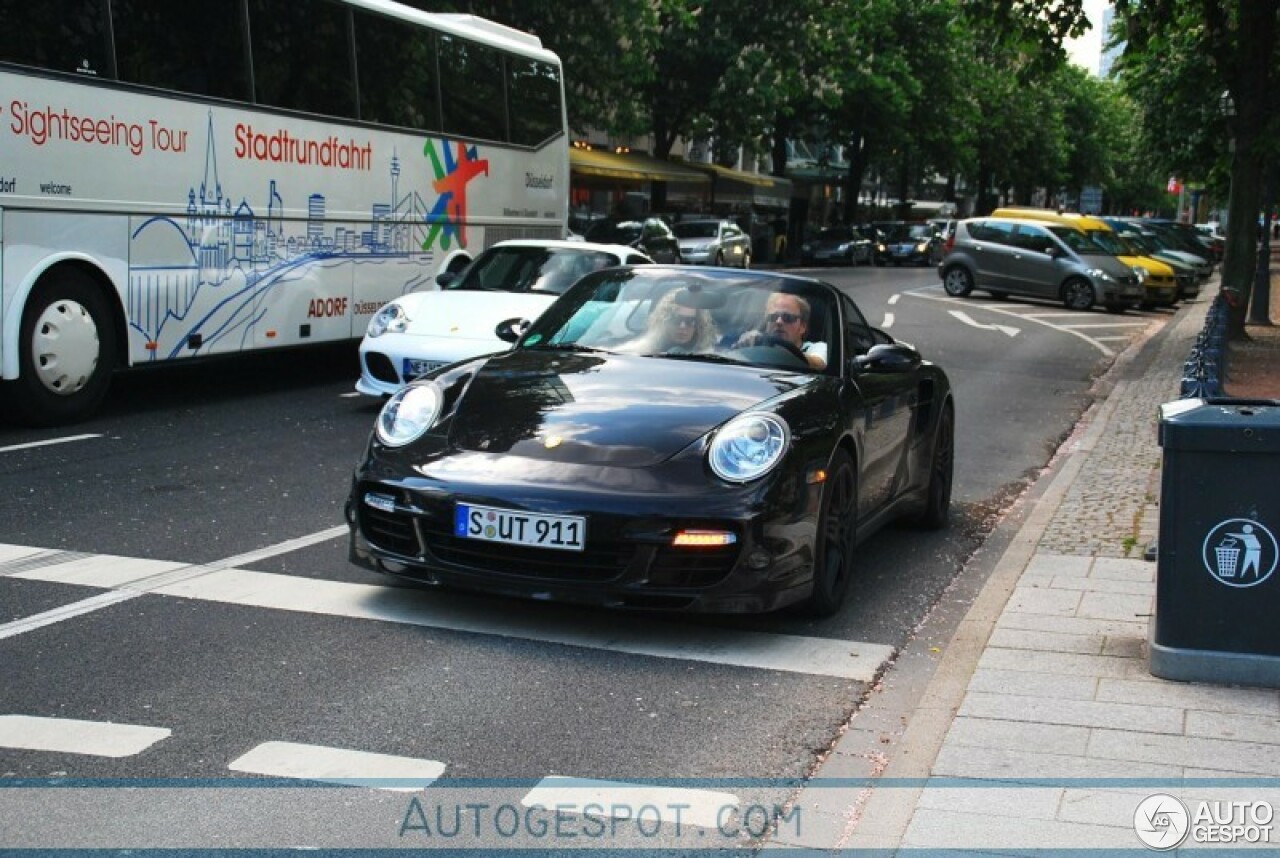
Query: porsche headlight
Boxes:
[
  {"xmin": 709, "ymin": 413, "xmax": 790, "ymax": 483},
  {"xmin": 367, "ymin": 302, "xmax": 410, "ymax": 338},
  {"xmin": 376, "ymin": 384, "xmax": 442, "ymax": 447}
]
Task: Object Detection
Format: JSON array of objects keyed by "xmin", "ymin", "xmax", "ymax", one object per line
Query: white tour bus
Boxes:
[{"xmin": 0, "ymin": 0, "xmax": 568, "ymax": 425}]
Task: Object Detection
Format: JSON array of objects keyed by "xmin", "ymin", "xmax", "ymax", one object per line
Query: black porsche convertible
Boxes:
[{"xmin": 346, "ymin": 266, "xmax": 954, "ymax": 616}]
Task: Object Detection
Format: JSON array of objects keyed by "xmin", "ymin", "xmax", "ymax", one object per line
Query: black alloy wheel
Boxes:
[
  {"xmin": 802, "ymin": 449, "xmax": 858, "ymax": 617},
  {"xmin": 1061, "ymin": 278, "xmax": 1096, "ymax": 311},
  {"xmin": 942, "ymin": 266, "xmax": 974, "ymax": 297},
  {"xmin": 914, "ymin": 404, "xmax": 954, "ymax": 530}
]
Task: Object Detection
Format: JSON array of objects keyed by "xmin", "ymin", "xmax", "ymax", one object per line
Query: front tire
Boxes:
[
  {"xmin": 1061, "ymin": 278, "xmax": 1096, "ymax": 311},
  {"xmin": 802, "ymin": 450, "xmax": 858, "ymax": 617},
  {"xmin": 913, "ymin": 404, "xmax": 954, "ymax": 529},
  {"xmin": 942, "ymin": 266, "xmax": 974, "ymax": 297},
  {"xmin": 4, "ymin": 269, "xmax": 117, "ymax": 427}
]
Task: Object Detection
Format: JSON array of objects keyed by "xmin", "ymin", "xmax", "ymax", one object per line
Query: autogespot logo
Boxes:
[{"xmin": 1134, "ymin": 794, "xmax": 1190, "ymax": 850}]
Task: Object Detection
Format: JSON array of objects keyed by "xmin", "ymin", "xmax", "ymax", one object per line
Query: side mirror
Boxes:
[
  {"xmin": 853, "ymin": 342, "xmax": 921, "ymax": 374},
  {"xmin": 436, "ymin": 271, "xmax": 459, "ymax": 287},
  {"xmin": 1044, "ymin": 245, "xmax": 1062, "ymax": 258},
  {"xmin": 495, "ymin": 317, "xmax": 531, "ymax": 343}
]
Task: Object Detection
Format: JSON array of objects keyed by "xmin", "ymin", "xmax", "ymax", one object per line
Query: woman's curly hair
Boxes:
[{"xmin": 643, "ymin": 289, "xmax": 720, "ymax": 352}]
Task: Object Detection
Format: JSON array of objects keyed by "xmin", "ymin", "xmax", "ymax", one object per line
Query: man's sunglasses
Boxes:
[{"xmin": 767, "ymin": 311, "xmax": 802, "ymax": 324}]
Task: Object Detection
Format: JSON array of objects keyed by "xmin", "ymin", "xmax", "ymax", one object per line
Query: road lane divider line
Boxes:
[
  {"xmin": 0, "ymin": 714, "xmax": 170, "ymax": 757},
  {"xmin": 881, "ymin": 312, "xmax": 895, "ymax": 329},
  {"xmin": 2, "ymin": 540, "xmax": 894, "ymax": 679},
  {"xmin": 0, "ymin": 527, "xmax": 349, "ymax": 640},
  {"xmin": 522, "ymin": 776, "xmax": 738, "ymax": 829},
  {"xmin": 0, "ymin": 434, "xmax": 103, "ymax": 454},
  {"xmin": 228, "ymin": 741, "xmax": 445, "ymax": 792}
]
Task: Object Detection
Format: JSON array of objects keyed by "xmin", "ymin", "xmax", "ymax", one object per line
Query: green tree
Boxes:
[{"xmin": 1116, "ymin": 0, "xmax": 1280, "ymax": 335}]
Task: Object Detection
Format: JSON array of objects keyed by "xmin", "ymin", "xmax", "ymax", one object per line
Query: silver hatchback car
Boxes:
[
  {"xmin": 937, "ymin": 217, "xmax": 1144, "ymax": 312},
  {"xmin": 671, "ymin": 218, "xmax": 753, "ymax": 267}
]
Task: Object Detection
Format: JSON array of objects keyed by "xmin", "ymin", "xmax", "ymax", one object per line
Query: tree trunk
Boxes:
[
  {"xmin": 1220, "ymin": 0, "xmax": 1277, "ymax": 339},
  {"xmin": 770, "ymin": 113, "xmax": 790, "ymax": 178},
  {"xmin": 1249, "ymin": 163, "xmax": 1276, "ymax": 326}
]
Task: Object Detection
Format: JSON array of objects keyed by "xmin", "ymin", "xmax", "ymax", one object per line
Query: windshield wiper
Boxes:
[
  {"xmin": 523, "ymin": 343, "xmax": 610, "ymax": 354},
  {"xmin": 642, "ymin": 352, "xmax": 746, "ymax": 365}
]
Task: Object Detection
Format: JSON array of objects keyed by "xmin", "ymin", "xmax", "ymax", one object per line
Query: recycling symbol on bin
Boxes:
[{"xmin": 1201, "ymin": 518, "xmax": 1278, "ymax": 588}]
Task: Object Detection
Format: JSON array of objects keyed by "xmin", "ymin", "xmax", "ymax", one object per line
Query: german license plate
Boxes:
[
  {"xmin": 403, "ymin": 358, "xmax": 447, "ymax": 379},
  {"xmin": 454, "ymin": 503, "xmax": 586, "ymax": 551}
]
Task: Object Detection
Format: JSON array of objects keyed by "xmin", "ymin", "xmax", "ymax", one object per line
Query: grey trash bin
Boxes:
[{"xmin": 1150, "ymin": 398, "xmax": 1280, "ymax": 686}]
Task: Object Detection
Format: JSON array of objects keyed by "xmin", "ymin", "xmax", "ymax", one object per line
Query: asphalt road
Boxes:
[{"xmin": 0, "ymin": 262, "xmax": 1174, "ymax": 850}]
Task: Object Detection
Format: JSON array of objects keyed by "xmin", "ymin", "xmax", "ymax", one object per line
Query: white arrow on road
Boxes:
[{"xmin": 948, "ymin": 310, "xmax": 1020, "ymax": 337}]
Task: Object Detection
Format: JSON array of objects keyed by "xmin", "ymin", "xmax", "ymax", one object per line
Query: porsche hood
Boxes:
[{"xmin": 446, "ymin": 350, "xmax": 813, "ymax": 467}]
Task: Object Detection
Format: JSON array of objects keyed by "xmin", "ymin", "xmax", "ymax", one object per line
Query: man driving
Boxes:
[{"xmin": 735, "ymin": 292, "xmax": 828, "ymax": 369}]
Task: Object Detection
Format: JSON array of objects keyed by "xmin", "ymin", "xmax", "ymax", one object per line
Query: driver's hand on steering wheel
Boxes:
[{"xmin": 734, "ymin": 330, "xmax": 764, "ymax": 348}]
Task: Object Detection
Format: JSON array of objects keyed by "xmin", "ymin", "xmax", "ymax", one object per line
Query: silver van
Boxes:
[{"xmin": 937, "ymin": 217, "xmax": 1144, "ymax": 312}]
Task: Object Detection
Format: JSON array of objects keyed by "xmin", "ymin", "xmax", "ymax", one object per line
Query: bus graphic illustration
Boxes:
[{"xmin": 1201, "ymin": 518, "xmax": 1278, "ymax": 587}]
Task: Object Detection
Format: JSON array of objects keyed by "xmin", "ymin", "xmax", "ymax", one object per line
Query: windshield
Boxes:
[
  {"xmin": 584, "ymin": 221, "xmax": 642, "ymax": 244},
  {"xmin": 1046, "ymin": 226, "xmax": 1108, "ymax": 254},
  {"xmin": 518, "ymin": 268, "xmax": 838, "ymax": 374},
  {"xmin": 672, "ymin": 222, "xmax": 720, "ymax": 239},
  {"xmin": 1082, "ymin": 229, "xmax": 1130, "ymax": 255},
  {"xmin": 450, "ymin": 247, "xmax": 621, "ymax": 295}
]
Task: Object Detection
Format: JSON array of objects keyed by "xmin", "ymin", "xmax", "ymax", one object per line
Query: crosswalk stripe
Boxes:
[
  {"xmin": 228, "ymin": 741, "xmax": 445, "ymax": 792},
  {"xmin": 3, "ymin": 542, "xmax": 893, "ymax": 680},
  {"xmin": 522, "ymin": 776, "xmax": 738, "ymax": 830},
  {"xmin": 0, "ymin": 715, "xmax": 170, "ymax": 757}
]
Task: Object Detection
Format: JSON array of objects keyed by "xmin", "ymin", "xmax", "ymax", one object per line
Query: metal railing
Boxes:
[{"xmin": 1179, "ymin": 291, "xmax": 1230, "ymax": 399}]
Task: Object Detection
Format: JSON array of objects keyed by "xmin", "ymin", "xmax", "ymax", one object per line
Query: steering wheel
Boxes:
[{"xmin": 758, "ymin": 334, "xmax": 808, "ymax": 363}]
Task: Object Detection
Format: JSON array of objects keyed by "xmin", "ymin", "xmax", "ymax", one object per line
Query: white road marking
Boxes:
[
  {"xmin": 888, "ymin": 294, "xmax": 900, "ymax": 305},
  {"xmin": 228, "ymin": 741, "xmax": 445, "ymax": 792},
  {"xmin": 906, "ymin": 288, "xmax": 1116, "ymax": 356},
  {"xmin": 0, "ymin": 434, "xmax": 102, "ymax": 454},
  {"xmin": 0, "ymin": 527, "xmax": 347, "ymax": 641},
  {"xmin": 0, "ymin": 715, "xmax": 170, "ymax": 757},
  {"xmin": 1060, "ymin": 322, "xmax": 1148, "ymax": 329},
  {"xmin": 881, "ymin": 312, "xmax": 895, "ymax": 329},
  {"xmin": 947, "ymin": 310, "xmax": 1019, "ymax": 337},
  {"xmin": 339, "ymin": 392, "xmax": 362, "ymax": 398},
  {"xmin": 523, "ymin": 776, "xmax": 737, "ymax": 829},
  {"xmin": 2, "ymin": 541, "xmax": 894, "ymax": 680}
]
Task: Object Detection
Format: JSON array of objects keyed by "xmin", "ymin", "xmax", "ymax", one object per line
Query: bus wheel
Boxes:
[{"xmin": 8, "ymin": 270, "xmax": 116, "ymax": 426}]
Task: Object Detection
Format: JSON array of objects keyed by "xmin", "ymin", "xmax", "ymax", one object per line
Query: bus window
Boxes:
[
  {"xmin": 0, "ymin": 0, "xmax": 111, "ymax": 78},
  {"xmin": 112, "ymin": 0, "xmax": 251, "ymax": 101},
  {"xmin": 508, "ymin": 58, "xmax": 562, "ymax": 147},
  {"xmin": 354, "ymin": 9, "xmax": 440, "ymax": 132},
  {"xmin": 439, "ymin": 34, "xmax": 507, "ymax": 142},
  {"xmin": 248, "ymin": 0, "xmax": 357, "ymax": 119}
]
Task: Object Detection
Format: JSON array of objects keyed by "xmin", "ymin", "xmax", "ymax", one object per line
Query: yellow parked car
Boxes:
[{"xmin": 991, "ymin": 209, "xmax": 1179, "ymax": 308}]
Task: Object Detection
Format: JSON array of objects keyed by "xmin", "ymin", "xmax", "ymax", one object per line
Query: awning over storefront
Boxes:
[
  {"xmin": 569, "ymin": 149, "xmax": 712, "ymax": 185},
  {"xmin": 693, "ymin": 163, "xmax": 793, "ymax": 210}
]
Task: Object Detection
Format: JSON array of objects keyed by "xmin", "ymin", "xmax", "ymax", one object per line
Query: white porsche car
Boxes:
[{"xmin": 356, "ymin": 240, "xmax": 653, "ymax": 397}]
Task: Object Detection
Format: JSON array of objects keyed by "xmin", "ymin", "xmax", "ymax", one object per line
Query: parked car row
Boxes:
[{"xmin": 799, "ymin": 221, "xmax": 947, "ymax": 268}]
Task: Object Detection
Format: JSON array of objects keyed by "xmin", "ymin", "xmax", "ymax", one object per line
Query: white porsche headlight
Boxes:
[
  {"xmin": 376, "ymin": 384, "xmax": 442, "ymax": 447},
  {"xmin": 709, "ymin": 414, "xmax": 790, "ymax": 483},
  {"xmin": 367, "ymin": 302, "xmax": 410, "ymax": 338}
]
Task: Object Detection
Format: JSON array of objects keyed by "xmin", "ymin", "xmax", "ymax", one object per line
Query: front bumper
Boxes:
[{"xmin": 347, "ymin": 456, "xmax": 821, "ymax": 613}]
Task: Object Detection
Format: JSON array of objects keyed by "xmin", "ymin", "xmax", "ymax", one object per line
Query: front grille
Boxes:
[
  {"xmin": 359, "ymin": 505, "xmax": 422, "ymax": 557},
  {"xmin": 420, "ymin": 517, "xmax": 635, "ymax": 581},
  {"xmin": 645, "ymin": 546, "xmax": 740, "ymax": 588},
  {"xmin": 365, "ymin": 351, "xmax": 399, "ymax": 384}
]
